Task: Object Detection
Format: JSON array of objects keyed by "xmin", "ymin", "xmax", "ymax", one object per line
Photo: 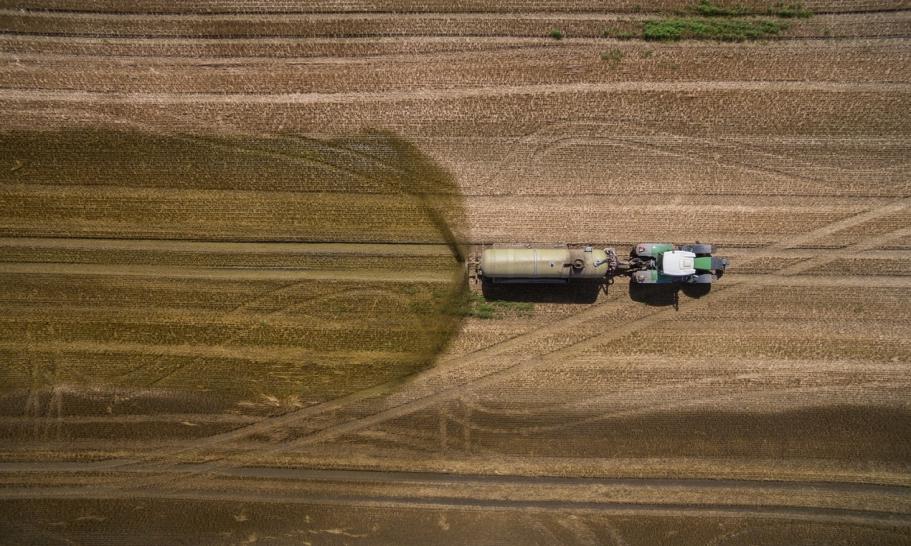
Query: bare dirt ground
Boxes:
[{"xmin": 1, "ymin": 1, "xmax": 910, "ymax": 544}]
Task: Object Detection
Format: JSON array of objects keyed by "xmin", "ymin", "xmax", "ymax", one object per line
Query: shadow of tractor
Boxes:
[
  {"xmin": 478, "ymin": 280, "xmax": 713, "ymax": 308},
  {"xmin": 628, "ymin": 282, "xmax": 712, "ymax": 308},
  {"xmin": 481, "ymin": 281, "xmax": 603, "ymax": 304}
]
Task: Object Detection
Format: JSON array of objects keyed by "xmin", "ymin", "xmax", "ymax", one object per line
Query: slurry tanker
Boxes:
[{"xmin": 476, "ymin": 243, "xmax": 727, "ymax": 285}]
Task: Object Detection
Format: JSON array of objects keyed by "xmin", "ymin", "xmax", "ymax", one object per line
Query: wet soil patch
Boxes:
[{"xmin": 0, "ymin": 129, "xmax": 467, "ymax": 423}]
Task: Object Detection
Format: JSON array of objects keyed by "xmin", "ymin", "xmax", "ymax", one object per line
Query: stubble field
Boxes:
[{"xmin": 0, "ymin": 1, "xmax": 910, "ymax": 544}]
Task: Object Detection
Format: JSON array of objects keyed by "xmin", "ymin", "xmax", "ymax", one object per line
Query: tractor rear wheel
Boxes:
[{"xmin": 685, "ymin": 243, "xmax": 713, "ymax": 255}]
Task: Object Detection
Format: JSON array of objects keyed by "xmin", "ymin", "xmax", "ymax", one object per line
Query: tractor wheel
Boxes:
[{"xmin": 685, "ymin": 243, "xmax": 713, "ymax": 255}]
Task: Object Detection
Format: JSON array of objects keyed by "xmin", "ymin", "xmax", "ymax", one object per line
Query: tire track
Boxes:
[
  {"xmin": 461, "ymin": 356, "xmax": 911, "ymax": 417},
  {"xmin": 482, "ymin": 119, "xmax": 910, "ymax": 200},
  {"xmin": 0, "ymin": 413, "xmax": 260, "ymax": 425},
  {"xmin": 6, "ymin": 3, "xmax": 909, "ymax": 16},
  {"xmin": 0, "ymin": 237, "xmax": 452, "ymax": 255},
  {"xmin": 0, "ymin": 340, "xmax": 416, "ymax": 367},
  {"xmin": 2, "ymin": 80, "xmax": 909, "ymax": 105},
  {"xmin": 450, "ymin": 381, "xmax": 902, "ymax": 436},
  {"xmin": 2, "ymin": 470, "xmax": 910, "ymax": 529},
  {"xmin": 532, "ymin": 135, "xmax": 840, "ymax": 196},
  {"xmin": 5, "ymin": 461, "xmax": 911, "ymax": 504},
  {"xmin": 0, "ymin": 10, "xmax": 661, "ymax": 21},
  {"xmin": 733, "ymin": 275, "xmax": 911, "ymax": 287},
  {"xmin": 720, "ymin": 248, "xmax": 911, "ymax": 259},
  {"xmin": 0, "ymin": 262, "xmax": 455, "ymax": 282}
]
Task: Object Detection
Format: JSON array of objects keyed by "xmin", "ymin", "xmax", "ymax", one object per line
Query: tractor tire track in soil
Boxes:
[
  {"xmin": 0, "ymin": 262, "xmax": 455, "ymax": 283},
  {"xmin": 1, "ymin": 81, "xmax": 909, "ymax": 105},
  {"xmin": 2, "ymin": 465, "xmax": 910, "ymax": 528}
]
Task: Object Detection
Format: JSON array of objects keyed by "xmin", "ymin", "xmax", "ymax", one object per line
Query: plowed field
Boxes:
[{"xmin": 1, "ymin": 1, "xmax": 910, "ymax": 544}]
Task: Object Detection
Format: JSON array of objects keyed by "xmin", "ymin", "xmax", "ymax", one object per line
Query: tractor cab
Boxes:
[{"xmin": 661, "ymin": 250, "xmax": 697, "ymax": 276}]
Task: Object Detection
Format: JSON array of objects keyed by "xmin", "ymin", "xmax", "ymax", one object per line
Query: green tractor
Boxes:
[{"xmin": 621, "ymin": 243, "xmax": 727, "ymax": 285}]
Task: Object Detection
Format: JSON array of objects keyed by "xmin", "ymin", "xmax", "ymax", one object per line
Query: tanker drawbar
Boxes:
[{"xmin": 476, "ymin": 244, "xmax": 727, "ymax": 285}]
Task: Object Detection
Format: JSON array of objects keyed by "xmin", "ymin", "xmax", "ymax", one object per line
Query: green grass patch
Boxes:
[
  {"xmin": 456, "ymin": 292, "xmax": 534, "ymax": 320},
  {"xmin": 692, "ymin": 1, "xmax": 811, "ymax": 18},
  {"xmin": 643, "ymin": 18, "xmax": 786, "ymax": 41},
  {"xmin": 549, "ymin": 28, "xmax": 565, "ymax": 40},
  {"xmin": 692, "ymin": 0, "xmax": 748, "ymax": 17},
  {"xmin": 769, "ymin": 2, "xmax": 812, "ymax": 18}
]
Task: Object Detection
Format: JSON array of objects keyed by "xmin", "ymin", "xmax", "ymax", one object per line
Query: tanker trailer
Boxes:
[
  {"xmin": 476, "ymin": 243, "xmax": 727, "ymax": 285},
  {"xmin": 477, "ymin": 246, "xmax": 616, "ymax": 284}
]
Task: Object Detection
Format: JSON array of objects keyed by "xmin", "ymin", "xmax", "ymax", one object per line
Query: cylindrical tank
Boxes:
[{"xmin": 479, "ymin": 246, "xmax": 610, "ymax": 281}]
